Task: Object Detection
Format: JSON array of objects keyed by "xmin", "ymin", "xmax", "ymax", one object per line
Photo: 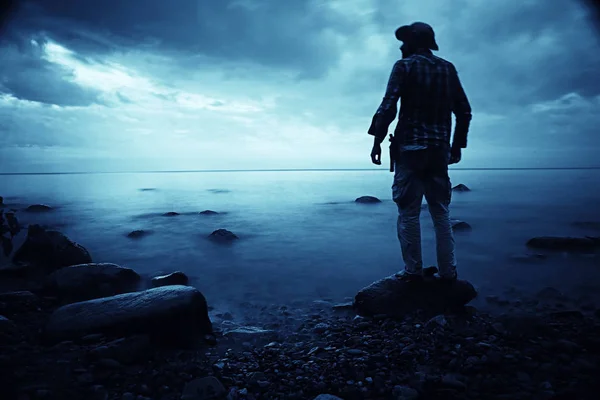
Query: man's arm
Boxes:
[
  {"xmin": 450, "ymin": 65, "xmax": 472, "ymax": 149},
  {"xmin": 368, "ymin": 60, "xmax": 406, "ymax": 144}
]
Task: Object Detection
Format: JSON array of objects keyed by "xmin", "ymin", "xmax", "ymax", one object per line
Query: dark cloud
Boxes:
[
  {"xmin": 0, "ymin": 39, "xmax": 102, "ymax": 106},
  {"xmin": 6, "ymin": 0, "xmax": 356, "ymax": 78}
]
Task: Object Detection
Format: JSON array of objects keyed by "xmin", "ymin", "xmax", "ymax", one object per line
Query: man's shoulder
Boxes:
[{"xmin": 430, "ymin": 54, "xmax": 457, "ymax": 70}]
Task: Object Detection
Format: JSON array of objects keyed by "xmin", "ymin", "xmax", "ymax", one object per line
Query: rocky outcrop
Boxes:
[
  {"xmin": 0, "ymin": 291, "xmax": 40, "ymax": 314},
  {"xmin": 354, "ymin": 275, "xmax": 477, "ymax": 317},
  {"xmin": 12, "ymin": 225, "xmax": 92, "ymax": 271},
  {"xmin": 151, "ymin": 271, "xmax": 189, "ymax": 288},
  {"xmin": 25, "ymin": 204, "xmax": 53, "ymax": 212},
  {"xmin": 44, "ymin": 285, "xmax": 213, "ymax": 345},
  {"xmin": 355, "ymin": 196, "xmax": 381, "ymax": 204},
  {"xmin": 452, "ymin": 184, "xmax": 470, "ymax": 192},
  {"xmin": 209, "ymin": 229, "xmax": 238, "ymax": 242},
  {"xmin": 44, "ymin": 263, "xmax": 141, "ymax": 302},
  {"xmin": 526, "ymin": 236, "xmax": 600, "ymax": 252}
]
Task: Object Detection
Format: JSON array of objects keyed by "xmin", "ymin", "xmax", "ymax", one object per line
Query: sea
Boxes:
[{"xmin": 1, "ymin": 168, "xmax": 599, "ymax": 313}]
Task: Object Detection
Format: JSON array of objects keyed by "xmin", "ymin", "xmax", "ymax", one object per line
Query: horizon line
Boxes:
[{"xmin": 1, "ymin": 167, "xmax": 600, "ymax": 175}]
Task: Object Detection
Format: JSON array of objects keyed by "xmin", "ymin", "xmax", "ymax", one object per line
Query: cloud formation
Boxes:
[{"xmin": 0, "ymin": 0, "xmax": 599, "ymax": 172}]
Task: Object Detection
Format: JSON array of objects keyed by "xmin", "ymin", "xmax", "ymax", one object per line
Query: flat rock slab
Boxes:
[
  {"xmin": 354, "ymin": 275, "xmax": 477, "ymax": 317},
  {"xmin": 526, "ymin": 236, "xmax": 600, "ymax": 252},
  {"xmin": 44, "ymin": 285, "xmax": 213, "ymax": 344},
  {"xmin": 45, "ymin": 263, "xmax": 141, "ymax": 302}
]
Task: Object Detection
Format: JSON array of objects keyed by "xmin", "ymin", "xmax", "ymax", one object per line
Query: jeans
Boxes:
[{"xmin": 391, "ymin": 146, "xmax": 457, "ymax": 279}]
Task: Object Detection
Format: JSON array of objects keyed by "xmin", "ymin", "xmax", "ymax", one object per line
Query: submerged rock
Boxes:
[
  {"xmin": 45, "ymin": 263, "xmax": 141, "ymax": 302},
  {"xmin": 44, "ymin": 285, "xmax": 213, "ymax": 344},
  {"xmin": 199, "ymin": 210, "xmax": 219, "ymax": 215},
  {"xmin": 451, "ymin": 219, "xmax": 472, "ymax": 232},
  {"xmin": 354, "ymin": 275, "xmax": 477, "ymax": 317},
  {"xmin": 24, "ymin": 204, "xmax": 53, "ymax": 212},
  {"xmin": 526, "ymin": 236, "xmax": 600, "ymax": 252},
  {"xmin": 355, "ymin": 195, "xmax": 381, "ymax": 204},
  {"xmin": 126, "ymin": 229, "xmax": 152, "ymax": 239},
  {"xmin": 452, "ymin": 184, "xmax": 470, "ymax": 192},
  {"xmin": 12, "ymin": 225, "xmax": 92, "ymax": 271},
  {"xmin": 151, "ymin": 271, "xmax": 189, "ymax": 288},
  {"xmin": 209, "ymin": 229, "xmax": 238, "ymax": 242},
  {"xmin": 163, "ymin": 212, "xmax": 180, "ymax": 217}
]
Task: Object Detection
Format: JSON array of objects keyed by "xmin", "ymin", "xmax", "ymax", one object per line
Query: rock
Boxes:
[
  {"xmin": 0, "ymin": 196, "xmax": 3, "ymax": 206},
  {"xmin": 0, "ymin": 291, "xmax": 40, "ymax": 314},
  {"xmin": 44, "ymin": 263, "xmax": 141, "ymax": 302},
  {"xmin": 88, "ymin": 335, "xmax": 152, "ymax": 364},
  {"xmin": 208, "ymin": 229, "xmax": 238, "ymax": 242},
  {"xmin": 151, "ymin": 271, "xmax": 189, "ymax": 288},
  {"xmin": 25, "ymin": 204, "xmax": 53, "ymax": 212},
  {"xmin": 354, "ymin": 275, "xmax": 477, "ymax": 317},
  {"xmin": 0, "ymin": 314, "xmax": 21, "ymax": 344},
  {"xmin": 44, "ymin": 285, "xmax": 213, "ymax": 344},
  {"xmin": 126, "ymin": 230, "xmax": 152, "ymax": 239},
  {"xmin": 314, "ymin": 395, "xmax": 344, "ymax": 400},
  {"xmin": 199, "ymin": 210, "xmax": 219, "ymax": 215},
  {"xmin": 181, "ymin": 376, "xmax": 226, "ymax": 400},
  {"xmin": 12, "ymin": 225, "xmax": 92, "ymax": 271},
  {"xmin": 426, "ymin": 314, "xmax": 447, "ymax": 327},
  {"xmin": 163, "ymin": 212, "xmax": 180, "ymax": 217},
  {"xmin": 355, "ymin": 196, "xmax": 381, "ymax": 204},
  {"xmin": 392, "ymin": 385, "xmax": 419, "ymax": 400},
  {"xmin": 451, "ymin": 220, "xmax": 472, "ymax": 232},
  {"xmin": 452, "ymin": 184, "xmax": 470, "ymax": 192},
  {"xmin": 526, "ymin": 236, "xmax": 600, "ymax": 252}
]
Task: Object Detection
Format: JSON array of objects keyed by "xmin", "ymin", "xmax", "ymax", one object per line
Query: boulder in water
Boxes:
[
  {"xmin": 199, "ymin": 210, "xmax": 219, "ymax": 215},
  {"xmin": 452, "ymin": 184, "xmax": 470, "ymax": 192},
  {"xmin": 451, "ymin": 219, "xmax": 472, "ymax": 232},
  {"xmin": 526, "ymin": 236, "xmax": 600, "ymax": 252},
  {"xmin": 354, "ymin": 274, "xmax": 477, "ymax": 317},
  {"xmin": 44, "ymin": 263, "xmax": 141, "ymax": 302},
  {"xmin": 151, "ymin": 271, "xmax": 189, "ymax": 288},
  {"xmin": 126, "ymin": 229, "xmax": 152, "ymax": 239},
  {"xmin": 25, "ymin": 204, "xmax": 53, "ymax": 212},
  {"xmin": 44, "ymin": 285, "xmax": 213, "ymax": 344},
  {"xmin": 209, "ymin": 229, "xmax": 238, "ymax": 242},
  {"xmin": 163, "ymin": 212, "xmax": 180, "ymax": 217},
  {"xmin": 355, "ymin": 196, "xmax": 381, "ymax": 204},
  {"xmin": 12, "ymin": 225, "xmax": 92, "ymax": 271}
]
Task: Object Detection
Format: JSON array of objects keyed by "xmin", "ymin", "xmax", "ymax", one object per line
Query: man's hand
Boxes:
[
  {"xmin": 449, "ymin": 144, "xmax": 462, "ymax": 165},
  {"xmin": 370, "ymin": 142, "xmax": 382, "ymax": 165}
]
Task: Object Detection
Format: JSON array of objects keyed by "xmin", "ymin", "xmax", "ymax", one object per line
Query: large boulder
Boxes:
[
  {"xmin": 452, "ymin": 184, "xmax": 470, "ymax": 192},
  {"xmin": 12, "ymin": 225, "xmax": 92, "ymax": 271},
  {"xmin": 354, "ymin": 275, "xmax": 477, "ymax": 317},
  {"xmin": 526, "ymin": 236, "xmax": 600, "ymax": 252},
  {"xmin": 44, "ymin": 285, "xmax": 213, "ymax": 345},
  {"xmin": 44, "ymin": 263, "xmax": 141, "ymax": 302}
]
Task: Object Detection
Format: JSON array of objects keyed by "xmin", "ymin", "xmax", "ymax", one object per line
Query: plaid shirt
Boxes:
[{"xmin": 368, "ymin": 50, "xmax": 472, "ymax": 149}]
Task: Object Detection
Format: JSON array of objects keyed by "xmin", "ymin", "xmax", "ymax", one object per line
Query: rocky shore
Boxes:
[
  {"xmin": 1, "ymin": 200, "xmax": 600, "ymax": 399},
  {"xmin": 1, "ymin": 292, "xmax": 599, "ymax": 400}
]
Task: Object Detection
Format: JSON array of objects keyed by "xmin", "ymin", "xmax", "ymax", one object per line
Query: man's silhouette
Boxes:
[{"xmin": 368, "ymin": 22, "xmax": 472, "ymax": 282}]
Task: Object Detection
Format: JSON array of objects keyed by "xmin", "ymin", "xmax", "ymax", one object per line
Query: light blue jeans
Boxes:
[{"xmin": 392, "ymin": 147, "xmax": 457, "ymax": 279}]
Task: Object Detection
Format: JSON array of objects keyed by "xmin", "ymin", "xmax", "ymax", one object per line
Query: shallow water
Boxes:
[{"xmin": 1, "ymin": 169, "xmax": 600, "ymax": 311}]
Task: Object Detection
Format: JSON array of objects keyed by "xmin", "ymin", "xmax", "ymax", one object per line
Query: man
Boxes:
[{"xmin": 368, "ymin": 22, "xmax": 472, "ymax": 282}]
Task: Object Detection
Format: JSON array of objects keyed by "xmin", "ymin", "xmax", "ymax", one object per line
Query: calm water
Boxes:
[{"xmin": 1, "ymin": 169, "xmax": 600, "ymax": 311}]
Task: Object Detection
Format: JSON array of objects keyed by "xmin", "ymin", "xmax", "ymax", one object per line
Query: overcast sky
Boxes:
[{"xmin": 0, "ymin": 0, "xmax": 599, "ymax": 172}]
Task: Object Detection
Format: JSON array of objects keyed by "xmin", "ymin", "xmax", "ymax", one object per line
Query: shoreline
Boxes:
[{"xmin": 2, "ymin": 293, "xmax": 599, "ymax": 400}]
